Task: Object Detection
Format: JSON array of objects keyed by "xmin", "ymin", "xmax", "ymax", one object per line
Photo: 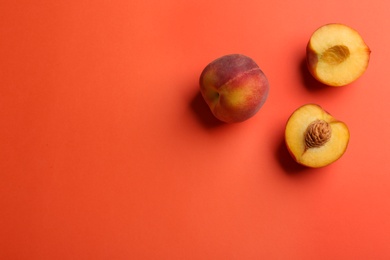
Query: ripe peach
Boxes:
[
  {"xmin": 285, "ymin": 104, "xmax": 350, "ymax": 168},
  {"xmin": 306, "ymin": 23, "xmax": 371, "ymax": 87},
  {"xmin": 199, "ymin": 54, "xmax": 269, "ymax": 123}
]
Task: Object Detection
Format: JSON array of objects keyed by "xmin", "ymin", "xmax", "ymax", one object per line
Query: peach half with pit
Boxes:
[
  {"xmin": 285, "ymin": 104, "xmax": 350, "ymax": 168},
  {"xmin": 199, "ymin": 54, "xmax": 269, "ymax": 123},
  {"xmin": 306, "ymin": 23, "xmax": 371, "ymax": 87}
]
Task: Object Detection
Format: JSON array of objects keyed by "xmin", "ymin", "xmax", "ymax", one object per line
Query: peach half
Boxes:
[
  {"xmin": 285, "ymin": 104, "xmax": 350, "ymax": 168},
  {"xmin": 306, "ymin": 23, "xmax": 371, "ymax": 87},
  {"xmin": 199, "ymin": 54, "xmax": 269, "ymax": 123}
]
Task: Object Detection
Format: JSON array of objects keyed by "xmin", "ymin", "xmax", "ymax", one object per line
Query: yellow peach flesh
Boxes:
[
  {"xmin": 285, "ymin": 104, "xmax": 350, "ymax": 168},
  {"xmin": 307, "ymin": 24, "xmax": 370, "ymax": 87}
]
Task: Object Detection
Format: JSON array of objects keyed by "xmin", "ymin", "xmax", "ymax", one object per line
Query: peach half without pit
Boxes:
[
  {"xmin": 285, "ymin": 104, "xmax": 350, "ymax": 168},
  {"xmin": 306, "ymin": 23, "xmax": 371, "ymax": 87},
  {"xmin": 199, "ymin": 54, "xmax": 269, "ymax": 123}
]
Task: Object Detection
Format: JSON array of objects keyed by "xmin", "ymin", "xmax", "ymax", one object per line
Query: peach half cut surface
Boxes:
[
  {"xmin": 285, "ymin": 104, "xmax": 350, "ymax": 168},
  {"xmin": 306, "ymin": 23, "xmax": 371, "ymax": 87}
]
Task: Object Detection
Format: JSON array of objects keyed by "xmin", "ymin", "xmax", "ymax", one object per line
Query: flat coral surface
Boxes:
[{"xmin": 1, "ymin": 0, "xmax": 390, "ymax": 259}]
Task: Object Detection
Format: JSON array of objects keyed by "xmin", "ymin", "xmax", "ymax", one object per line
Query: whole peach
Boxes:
[{"xmin": 199, "ymin": 54, "xmax": 269, "ymax": 123}]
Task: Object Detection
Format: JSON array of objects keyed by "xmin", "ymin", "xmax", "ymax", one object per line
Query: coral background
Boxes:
[{"xmin": 1, "ymin": 0, "xmax": 390, "ymax": 259}]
